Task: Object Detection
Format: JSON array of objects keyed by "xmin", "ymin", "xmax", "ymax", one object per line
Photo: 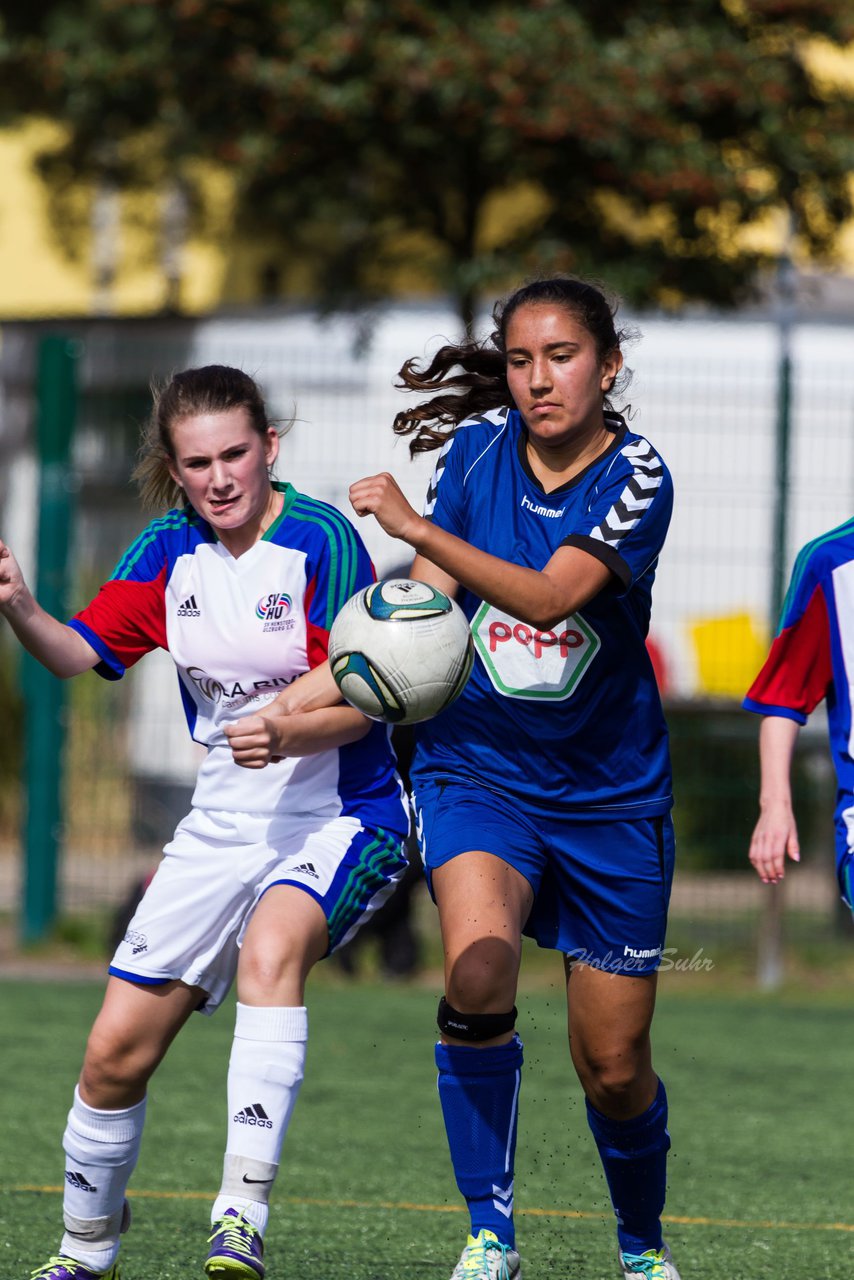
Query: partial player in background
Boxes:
[
  {"xmin": 348, "ymin": 276, "xmax": 679, "ymax": 1280},
  {"xmin": 0, "ymin": 365, "xmax": 408, "ymax": 1280},
  {"xmin": 745, "ymin": 517, "xmax": 854, "ymax": 916}
]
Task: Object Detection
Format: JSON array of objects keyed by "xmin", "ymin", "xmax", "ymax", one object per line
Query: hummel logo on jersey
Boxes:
[
  {"xmin": 234, "ymin": 1103, "xmax": 273, "ymax": 1128},
  {"xmin": 177, "ymin": 594, "xmax": 201, "ymax": 617},
  {"xmin": 521, "ymin": 493, "xmax": 565, "ymax": 519},
  {"xmin": 65, "ymin": 1170, "xmax": 97, "ymax": 1193},
  {"xmin": 292, "ymin": 861, "xmax": 319, "ymax": 878}
]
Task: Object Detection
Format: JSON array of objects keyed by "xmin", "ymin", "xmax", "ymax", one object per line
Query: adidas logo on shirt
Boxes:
[
  {"xmin": 65, "ymin": 1170, "xmax": 97, "ymax": 1193},
  {"xmin": 234, "ymin": 1103, "xmax": 273, "ymax": 1128},
  {"xmin": 292, "ymin": 862, "xmax": 319, "ymax": 879},
  {"xmin": 177, "ymin": 594, "xmax": 201, "ymax": 617}
]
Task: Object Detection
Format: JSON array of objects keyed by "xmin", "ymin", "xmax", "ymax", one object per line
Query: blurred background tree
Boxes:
[{"xmin": 1, "ymin": 0, "xmax": 852, "ymax": 328}]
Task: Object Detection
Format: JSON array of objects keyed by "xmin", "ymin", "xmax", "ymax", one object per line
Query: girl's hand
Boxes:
[
  {"xmin": 0, "ymin": 539, "xmax": 27, "ymax": 613},
  {"xmin": 224, "ymin": 714, "xmax": 284, "ymax": 768},
  {"xmin": 748, "ymin": 800, "xmax": 800, "ymax": 884},
  {"xmin": 349, "ymin": 473, "xmax": 424, "ymax": 543},
  {"xmin": 225, "ymin": 702, "xmax": 371, "ymax": 768}
]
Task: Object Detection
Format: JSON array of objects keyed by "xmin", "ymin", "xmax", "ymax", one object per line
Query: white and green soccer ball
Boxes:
[{"xmin": 328, "ymin": 578, "xmax": 474, "ymax": 725}]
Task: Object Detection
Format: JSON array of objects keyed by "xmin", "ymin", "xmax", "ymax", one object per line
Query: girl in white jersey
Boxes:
[
  {"xmin": 0, "ymin": 365, "xmax": 408, "ymax": 1280},
  {"xmin": 246, "ymin": 279, "xmax": 679, "ymax": 1280}
]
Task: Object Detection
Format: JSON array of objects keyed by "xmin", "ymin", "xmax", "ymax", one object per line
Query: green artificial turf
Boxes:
[{"xmin": 1, "ymin": 975, "xmax": 852, "ymax": 1278}]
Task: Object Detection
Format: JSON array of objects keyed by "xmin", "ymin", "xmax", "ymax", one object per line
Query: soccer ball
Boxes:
[{"xmin": 328, "ymin": 578, "xmax": 474, "ymax": 725}]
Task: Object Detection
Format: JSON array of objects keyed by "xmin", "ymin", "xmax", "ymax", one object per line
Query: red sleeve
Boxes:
[
  {"xmin": 71, "ymin": 571, "xmax": 168, "ymax": 674},
  {"xmin": 745, "ymin": 583, "xmax": 832, "ymax": 718}
]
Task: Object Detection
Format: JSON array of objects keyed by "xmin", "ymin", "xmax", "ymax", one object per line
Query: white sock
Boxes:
[
  {"xmin": 60, "ymin": 1087, "xmax": 145, "ymax": 1268},
  {"xmin": 211, "ymin": 1003, "xmax": 308, "ymax": 1233}
]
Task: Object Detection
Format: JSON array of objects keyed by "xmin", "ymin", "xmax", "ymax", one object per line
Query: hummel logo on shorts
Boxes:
[
  {"xmin": 177, "ymin": 594, "xmax": 201, "ymax": 617},
  {"xmin": 65, "ymin": 1169, "xmax": 97, "ymax": 1192},
  {"xmin": 292, "ymin": 861, "xmax": 319, "ymax": 878},
  {"xmin": 234, "ymin": 1103, "xmax": 273, "ymax": 1128}
]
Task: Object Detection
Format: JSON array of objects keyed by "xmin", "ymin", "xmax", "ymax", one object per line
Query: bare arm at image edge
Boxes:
[{"xmin": 748, "ymin": 715, "xmax": 801, "ymax": 885}]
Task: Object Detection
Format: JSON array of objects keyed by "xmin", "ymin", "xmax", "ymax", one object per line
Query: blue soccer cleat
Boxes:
[
  {"xmin": 204, "ymin": 1208, "xmax": 265, "ymax": 1279},
  {"xmin": 30, "ymin": 1260, "xmax": 120, "ymax": 1280}
]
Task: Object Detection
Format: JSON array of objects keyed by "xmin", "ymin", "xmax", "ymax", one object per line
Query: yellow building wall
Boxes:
[
  {"xmin": 0, "ymin": 120, "xmax": 92, "ymax": 317},
  {"xmin": 0, "ymin": 119, "xmax": 232, "ymax": 318}
]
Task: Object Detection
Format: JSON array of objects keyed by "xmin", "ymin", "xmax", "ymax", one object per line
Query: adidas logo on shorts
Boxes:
[
  {"xmin": 177, "ymin": 594, "xmax": 201, "ymax": 617},
  {"xmin": 234, "ymin": 1103, "xmax": 273, "ymax": 1128},
  {"xmin": 292, "ymin": 861, "xmax": 319, "ymax": 879}
]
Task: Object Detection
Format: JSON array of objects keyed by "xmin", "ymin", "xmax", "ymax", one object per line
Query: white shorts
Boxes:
[{"xmin": 109, "ymin": 807, "xmax": 408, "ymax": 1014}]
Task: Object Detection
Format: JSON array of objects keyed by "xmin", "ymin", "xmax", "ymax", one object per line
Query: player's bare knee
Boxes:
[
  {"xmin": 445, "ymin": 943, "xmax": 519, "ymax": 1012},
  {"xmin": 446, "ymin": 972, "xmax": 513, "ymax": 1014},
  {"xmin": 238, "ymin": 941, "xmax": 311, "ymax": 1004},
  {"xmin": 80, "ymin": 1034, "xmax": 154, "ymax": 1103},
  {"xmin": 573, "ymin": 1045, "xmax": 652, "ymax": 1114},
  {"xmin": 78, "ymin": 1064, "xmax": 148, "ymax": 1107}
]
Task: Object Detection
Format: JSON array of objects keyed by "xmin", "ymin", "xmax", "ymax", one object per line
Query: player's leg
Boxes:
[
  {"xmin": 206, "ymin": 818, "xmax": 407, "ymax": 1279},
  {"xmin": 567, "ymin": 963, "xmax": 679, "ymax": 1279},
  {"xmin": 415, "ymin": 777, "xmax": 543, "ymax": 1279},
  {"xmin": 35, "ymin": 977, "xmax": 202, "ymax": 1280},
  {"xmin": 433, "ymin": 850, "xmax": 533, "ymax": 1280},
  {"xmin": 205, "ymin": 884, "xmax": 325, "ymax": 1280},
  {"xmin": 551, "ymin": 811, "xmax": 677, "ymax": 1279},
  {"xmin": 45, "ymin": 806, "xmax": 271, "ymax": 1280}
]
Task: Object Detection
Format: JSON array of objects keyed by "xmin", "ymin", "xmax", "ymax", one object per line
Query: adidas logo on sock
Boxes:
[
  {"xmin": 234, "ymin": 1103, "xmax": 273, "ymax": 1129},
  {"xmin": 177, "ymin": 594, "xmax": 201, "ymax": 617},
  {"xmin": 65, "ymin": 1170, "xmax": 97, "ymax": 1193},
  {"xmin": 292, "ymin": 861, "xmax": 319, "ymax": 878}
]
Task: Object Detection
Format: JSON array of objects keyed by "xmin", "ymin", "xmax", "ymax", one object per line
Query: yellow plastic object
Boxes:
[{"xmin": 689, "ymin": 611, "xmax": 770, "ymax": 698}]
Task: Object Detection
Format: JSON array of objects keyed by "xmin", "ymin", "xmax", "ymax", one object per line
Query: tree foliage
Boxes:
[{"xmin": 2, "ymin": 0, "xmax": 853, "ymax": 325}]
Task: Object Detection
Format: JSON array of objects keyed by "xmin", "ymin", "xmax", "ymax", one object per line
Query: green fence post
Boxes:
[{"xmin": 20, "ymin": 335, "xmax": 78, "ymax": 944}]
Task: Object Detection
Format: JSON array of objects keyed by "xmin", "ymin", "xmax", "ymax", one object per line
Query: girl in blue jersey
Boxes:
[
  {"xmin": 0, "ymin": 365, "xmax": 408, "ymax": 1280},
  {"xmin": 348, "ymin": 277, "xmax": 679, "ymax": 1280}
]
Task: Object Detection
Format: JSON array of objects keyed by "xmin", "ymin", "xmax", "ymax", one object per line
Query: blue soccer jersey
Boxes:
[{"xmin": 411, "ymin": 408, "xmax": 674, "ymax": 817}]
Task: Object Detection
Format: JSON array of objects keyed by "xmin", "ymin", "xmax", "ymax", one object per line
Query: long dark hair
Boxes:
[{"xmin": 393, "ymin": 276, "xmax": 632, "ymax": 455}]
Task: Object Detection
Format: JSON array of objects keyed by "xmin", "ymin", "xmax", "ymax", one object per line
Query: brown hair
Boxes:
[
  {"xmin": 133, "ymin": 365, "xmax": 276, "ymax": 510},
  {"xmin": 393, "ymin": 276, "xmax": 633, "ymax": 455}
]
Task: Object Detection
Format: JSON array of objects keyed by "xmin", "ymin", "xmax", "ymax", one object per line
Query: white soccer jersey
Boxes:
[{"xmin": 69, "ymin": 483, "xmax": 407, "ymax": 831}]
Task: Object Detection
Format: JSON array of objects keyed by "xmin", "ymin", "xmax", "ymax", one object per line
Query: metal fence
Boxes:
[{"xmin": 1, "ymin": 305, "xmax": 853, "ymax": 975}]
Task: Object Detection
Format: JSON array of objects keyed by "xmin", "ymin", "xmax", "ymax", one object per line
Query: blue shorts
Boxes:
[{"xmin": 413, "ymin": 776, "xmax": 675, "ymax": 976}]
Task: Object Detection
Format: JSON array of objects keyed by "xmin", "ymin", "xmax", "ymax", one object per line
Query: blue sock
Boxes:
[
  {"xmin": 435, "ymin": 1035, "xmax": 523, "ymax": 1247},
  {"xmin": 585, "ymin": 1078, "xmax": 670, "ymax": 1255}
]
